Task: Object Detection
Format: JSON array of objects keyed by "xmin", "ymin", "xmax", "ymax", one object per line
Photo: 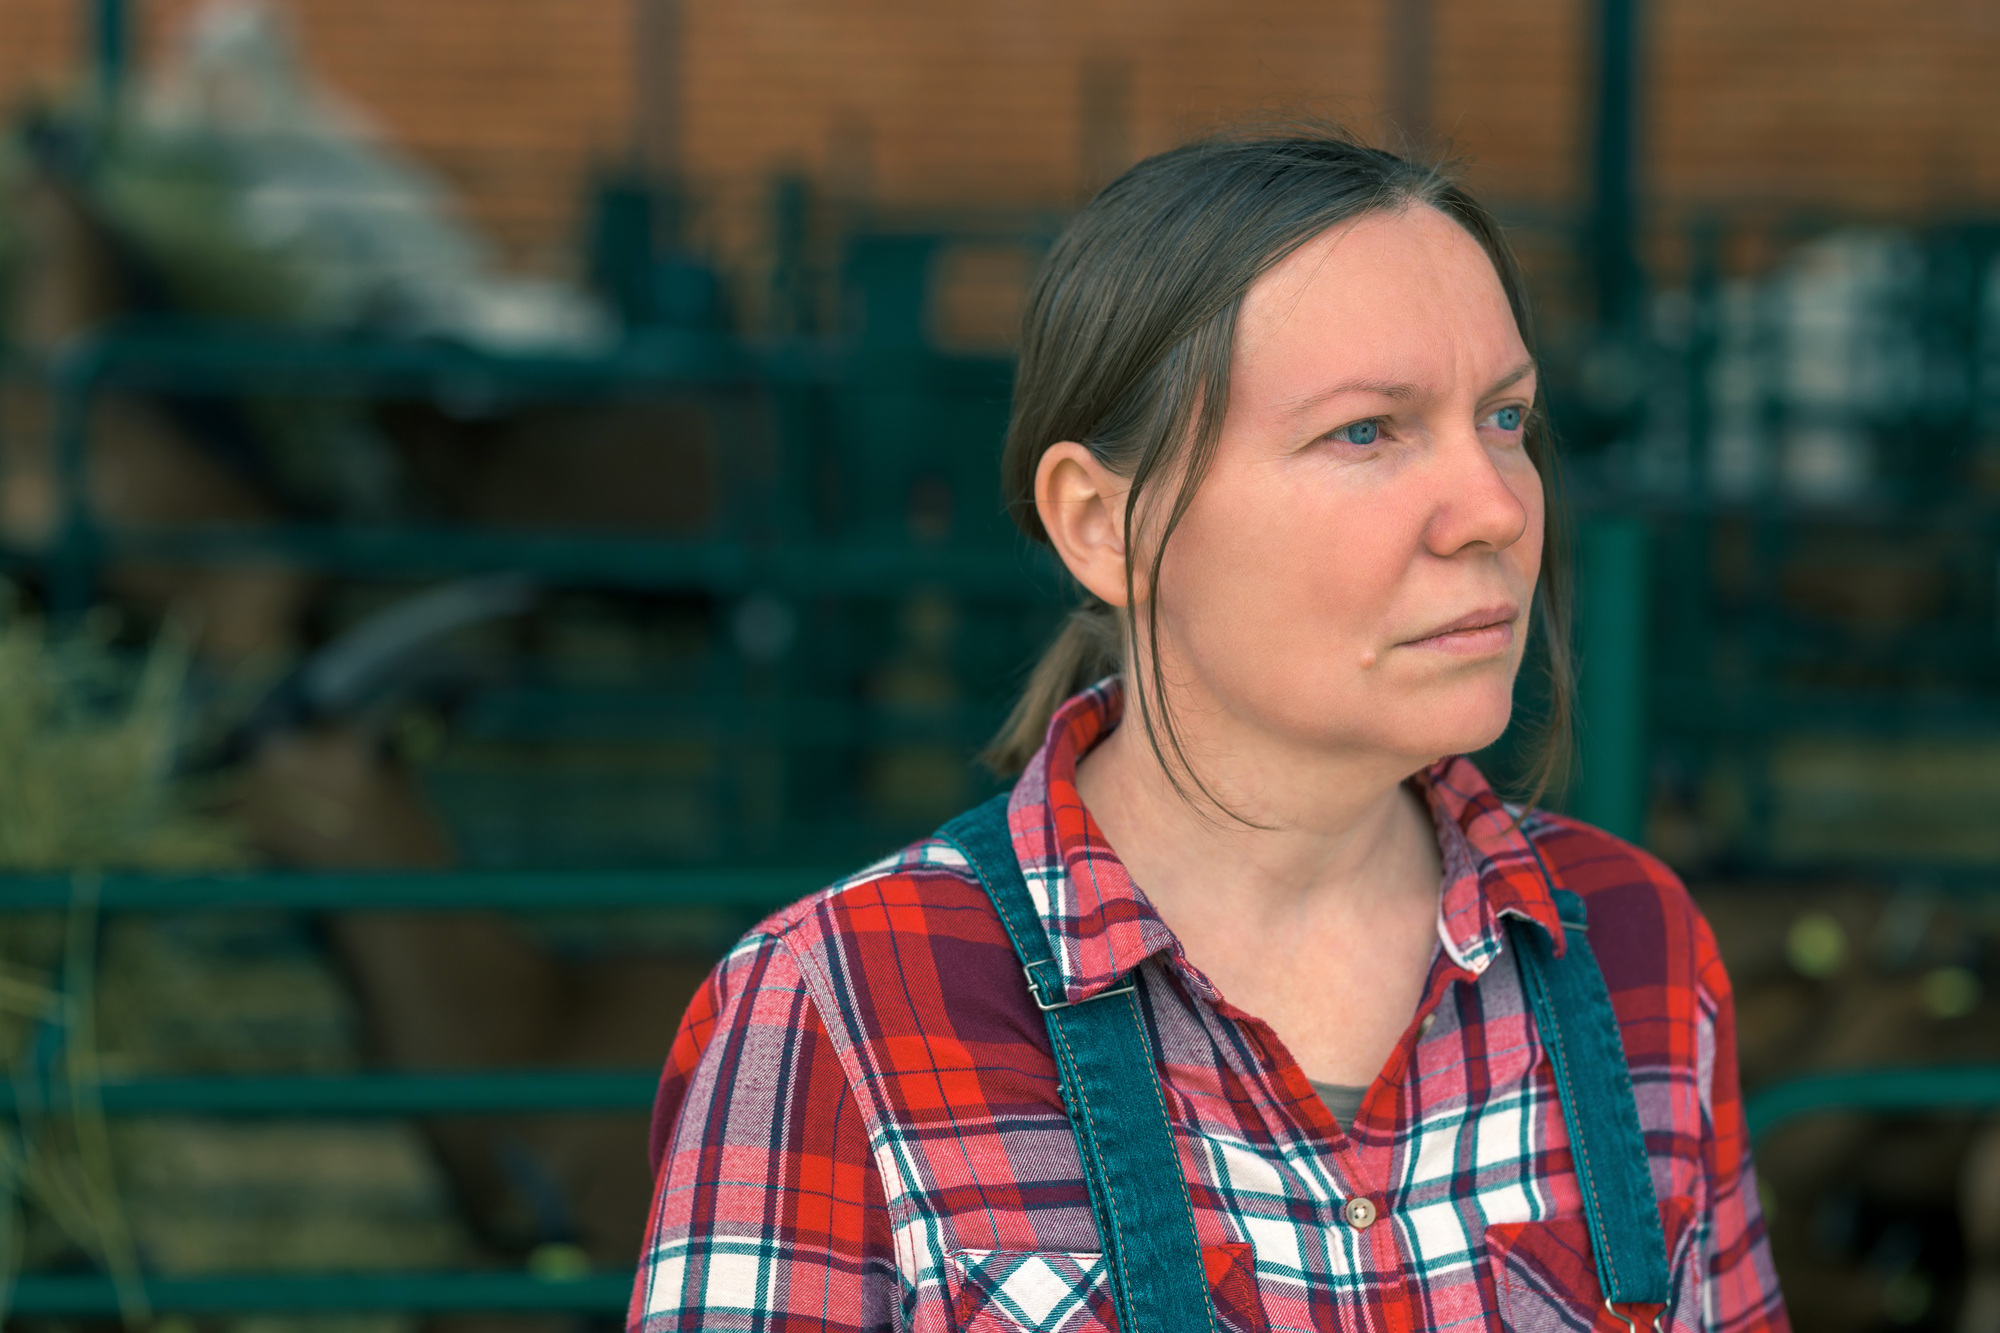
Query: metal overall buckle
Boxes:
[
  {"xmin": 1024, "ymin": 960, "xmax": 1137, "ymax": 1011},
  {"xmin": 1605, "ymin": 1300, "xmax": 1666, "ymax": 1333}
]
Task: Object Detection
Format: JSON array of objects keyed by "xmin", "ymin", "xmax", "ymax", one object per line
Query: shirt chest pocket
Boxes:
[
  {"xmin": 945, "ymin": 1243, "xmax": 1264, "ymax": 1333},
  {"xmin": 1484, "ymin": 1196, "xmax": 1700, "ymax": 1333}
]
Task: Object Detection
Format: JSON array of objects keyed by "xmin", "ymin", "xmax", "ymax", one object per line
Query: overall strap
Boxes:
[
  {"xmin": 936, "ymin": 794, "xmax": 1218, "ymax": 1333},
  {"xmin": 1506, "ymin": 885, "xmax": 1672, "ymax": 1333}
]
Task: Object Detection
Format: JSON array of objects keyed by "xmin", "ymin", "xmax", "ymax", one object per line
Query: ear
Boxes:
[{"xmin": 1034, "ymin": 442, "xmax": 1132, "ymax": 607}]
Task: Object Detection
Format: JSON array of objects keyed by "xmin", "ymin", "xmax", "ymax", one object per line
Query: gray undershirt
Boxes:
[{"xmin": 1309, "ymin": 1079, "xmax": 1368, "ymax": 1128}]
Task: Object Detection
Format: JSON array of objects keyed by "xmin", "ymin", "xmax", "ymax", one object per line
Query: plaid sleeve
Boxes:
[
  {"xmin": 1693, "ymin": 915, "xmax": 1792, "ymax": 1333},
  {"xmin": 629, "ymin": 927, "xmax": 899, "ymax": 1333}
]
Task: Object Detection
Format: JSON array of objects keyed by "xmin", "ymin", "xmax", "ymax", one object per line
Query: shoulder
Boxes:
[
  {"xmin": 677, "ymin": 828, "xmax": 1057, "ymax": 1145},
  {"xmin": 664, "ymin": 838, "xmax": 994, "ymax": 1065},
  {"xmin": 746, "ymin": 831, "xmax": 1015, "ymax": 967},
  {"xmin": 652, "ymin": 833, "xmax": 1016, "ymax": 1160},
  {"xmin": 721, "ymin": 829, "xmax": 1044, "ymax": 1053},
  {"xmin": 675, "ymin": 835, "xmax": 1006, "ymax": 1045},
  {"xmin": 1519, "ymin": 809, "xmax": 1724, "ymax": 1011}
]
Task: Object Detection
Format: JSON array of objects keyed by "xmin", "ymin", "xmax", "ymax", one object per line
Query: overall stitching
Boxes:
[
  {"xmin": 1518, "ymin": 841, "xmax": 1667, "ymax": 1312},
  {"xmin": 945, "ymin": 807, "xmax": 1217, "ymax": 1332},
  {"xmin": 1049, "ymin": 1012, "xmax": 1136, "ymax": 1327},
  {"xmin": 1536, "ymin": 929, "xmax": 1623, "ymax": 1295},
  {"xmin": 1124, "ymin": 983, "xmax": 1220, "ymax": 1333}
]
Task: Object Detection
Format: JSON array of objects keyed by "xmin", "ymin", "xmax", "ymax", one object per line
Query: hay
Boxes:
[
  {"xmin": 0, "ymin": 604, "xmax": 478, "ymax": 1333},
  {"xmin": 0, "ymin": 601, "xmax": 251, "ymax": 1329},
  {"xmin": 0, "ymin": 603, "xmax": 247, "ymax": 872}
]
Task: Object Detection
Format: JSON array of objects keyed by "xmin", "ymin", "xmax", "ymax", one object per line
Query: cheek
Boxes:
[{"xmin": 1156, "ymin": 465, "xmax": 1408, "ymax": 658}]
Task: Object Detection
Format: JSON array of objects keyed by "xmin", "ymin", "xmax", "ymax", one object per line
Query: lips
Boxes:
[{"xmin": 1399, "ymin": 604, "xmax": 1520, "ymax": 652}]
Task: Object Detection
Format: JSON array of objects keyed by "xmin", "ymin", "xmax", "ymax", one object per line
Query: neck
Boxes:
[{"xmin": 1074, "ymin": 678, "xmax": 1442, "ymax": 931}]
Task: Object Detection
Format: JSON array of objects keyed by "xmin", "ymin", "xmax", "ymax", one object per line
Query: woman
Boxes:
[{"xmin": 631, "ymin": 131, "xmax": 1789, "ymax": 1333}]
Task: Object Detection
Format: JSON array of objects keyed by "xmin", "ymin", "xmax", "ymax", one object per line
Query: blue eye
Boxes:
[
  {"xmin": 1331, "ymin": 419, "xmax": 1380, "ymax": 445},
  {"xmin": 1490, "ymin": 405, "xmax": 1524, "ymax": 431}
]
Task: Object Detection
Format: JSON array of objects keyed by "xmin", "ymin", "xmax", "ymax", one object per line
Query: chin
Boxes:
[
  {"xmin": 1249, "ymin": 663, "xmax": 1520, "ymax": 760},
  {"xmin": 1372, "ymin": 687, "xmax": 1516, "ymax": 764}
]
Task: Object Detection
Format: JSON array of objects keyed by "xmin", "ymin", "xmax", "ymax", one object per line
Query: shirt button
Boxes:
[
  {"xmin": 1418, "ymin": 1013, "xmax": 1436, "ymax": 1037},
  {"xmin": 1343, "ymin": 1196, "xmax": 1378, "ymax": 1230}
]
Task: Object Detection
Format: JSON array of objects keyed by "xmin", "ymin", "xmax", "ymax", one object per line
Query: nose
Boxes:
[{"xmin": 1419, "ymin": 420, "xmax": 1534, "ymax": 558}]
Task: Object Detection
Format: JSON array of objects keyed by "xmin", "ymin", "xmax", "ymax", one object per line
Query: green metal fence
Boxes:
[
  {"xmin": 0, "ymin": 293, "xmax": 1058, "ymax": 1314},
  {"xmin": 0, "ymin": 871, "xmax": 813, "ymax": 1316},
  {"xmin": 6, "ymin": 214, "xmax": 2000, "ymax": 1317},
  {"xmin": 8, "ymin": 872, "xmax": 2000, "ymax": 1317}
]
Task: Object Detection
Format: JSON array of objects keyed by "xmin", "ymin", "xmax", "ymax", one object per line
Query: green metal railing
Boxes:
[
  {"xmin": 6, "ymin": 315, "xmax": 1054, "ymax": 873},
  {"xmin": 1746, "ymin": 1066, "xmax": 2000, "ymax": 1143},
  {"xmin": 9, "ymin": 1273, "xmax": 635, "ymax": 1316},
  {"xmin": 1, "ymin": 868, "xmax": 815, "ymax": 1316},
  {"xmin": 4, "ymin": 238, "xmax": 1995, "ymax": 1315},
  {"xmin": 6, "ymin": 317, "xmax": 1025, "ymax": 1092},
  {"xmin": 8, "ymin": 867, "xmax": 2000, "ymax": 1316},
  {"xmin": 0, "ymin": 868, "xmax": 832, "ymax": 912},
  {"xmin": 0, "ymin": 1070, "xmax": 661, "ymax": 1118},
  {"xmin": 29, "ymin": 320, "xmax": 1037, "ymax": 618},
  {"xmin": 0, "ymin": 317, "xmax": 999, "ymax": 1314}
]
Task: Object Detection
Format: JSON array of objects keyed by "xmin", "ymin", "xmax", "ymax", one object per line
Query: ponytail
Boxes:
[{"xmin": 981, "ymin": 602, "xmax": 1123, "ymax": 774}]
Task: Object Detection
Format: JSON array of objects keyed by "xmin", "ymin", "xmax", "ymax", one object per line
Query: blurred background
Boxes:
[{"xmin": 0, "ymin": 0, "xmax": 1997, "ymax": 1330}]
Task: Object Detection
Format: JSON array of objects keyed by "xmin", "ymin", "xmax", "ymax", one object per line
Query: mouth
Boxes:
[{"xmin": 1397, "ymin": 604, "xmax": 1521, "ymax": 657}]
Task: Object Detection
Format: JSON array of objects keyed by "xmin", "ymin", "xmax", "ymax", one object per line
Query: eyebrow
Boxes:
[{"xmin": 1280, "ymin": 359, "xmax": 1538, "ymax": 418}]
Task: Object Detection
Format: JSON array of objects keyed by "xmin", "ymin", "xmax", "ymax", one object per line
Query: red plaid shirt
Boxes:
[{"xmin": 633, "ymin": 682, "xmax": 1788, "ymax": 1333}]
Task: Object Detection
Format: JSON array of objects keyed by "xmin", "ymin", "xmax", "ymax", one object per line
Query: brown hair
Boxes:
[{"xmin": 982, "ymin": 126, "xmax": 1573, "ymax": 807}]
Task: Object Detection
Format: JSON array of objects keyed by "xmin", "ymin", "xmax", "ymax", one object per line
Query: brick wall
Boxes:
[
  {"xmin": 1651, "ymin": 0, "xmax": 2000, "ymax": 212},
  {"xmin": 0, "ymin": 0, "xmax": 79, "ymax": 110},
  {"xmin": 0, "ymin": 0, "xmax": 637, "ymax": 268},
  {"xmin": 1, "ymin": 0, "xmax": 1993, "ymax": 274}
]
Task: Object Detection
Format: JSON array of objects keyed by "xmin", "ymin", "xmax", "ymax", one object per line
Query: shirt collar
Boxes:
[
  {"xmin": 1003, "ymin": 681, "xmax": 1569, "ymax": 1006},
  {"xmin": 1415, "ymin": 756, "xmax": 1570, "ymax": 972}
]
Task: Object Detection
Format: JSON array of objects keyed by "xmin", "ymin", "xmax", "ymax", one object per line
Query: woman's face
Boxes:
[{"xmin": 1147, "ymin": 204, "xmax": 1543, "ymax": 771}]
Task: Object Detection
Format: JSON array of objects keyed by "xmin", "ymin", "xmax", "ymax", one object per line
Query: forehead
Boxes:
[{"xmin": 1233, "ymin": 205, "xmax": 1526, "ymax": 399}]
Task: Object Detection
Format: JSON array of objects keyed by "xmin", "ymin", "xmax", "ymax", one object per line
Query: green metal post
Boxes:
[
  {"xmin": 1576, "ymin": 515, "xmax": 1650, "ymax": 843},
  {"xmin": 1590, "ymin": 0, "xmax": 1644, "ymax": 331},
  {"xmin": 49, "ymin": 352, "xmax": 100, "ymax": 625},
  {"xmin": 93, "ymin": 0, "xmax": 128, "ymax": 102}
]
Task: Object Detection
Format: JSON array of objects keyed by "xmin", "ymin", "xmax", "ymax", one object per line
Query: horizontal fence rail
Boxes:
[
  {"xmin": 0, "ymin": 867, "xmax": 712, "ymax": 1317},
  {"xmin": 1745, "ymin": 1065, "xmax": 2000, "ymax": 1141},
  {"xmin": 52, "ymin": 525, "xmax": 1057, "ymax": 595},
  {"xmin": 0, "ymin": 1070, "xmax": 660, "ymax": 1117},
  {"xmin": 0, "ymin": 868, "xmax": 833, "ymax": 911},
  {"xmin": 6, "ymin": 1271, "xmax": 635, "ymax": 1315}
]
